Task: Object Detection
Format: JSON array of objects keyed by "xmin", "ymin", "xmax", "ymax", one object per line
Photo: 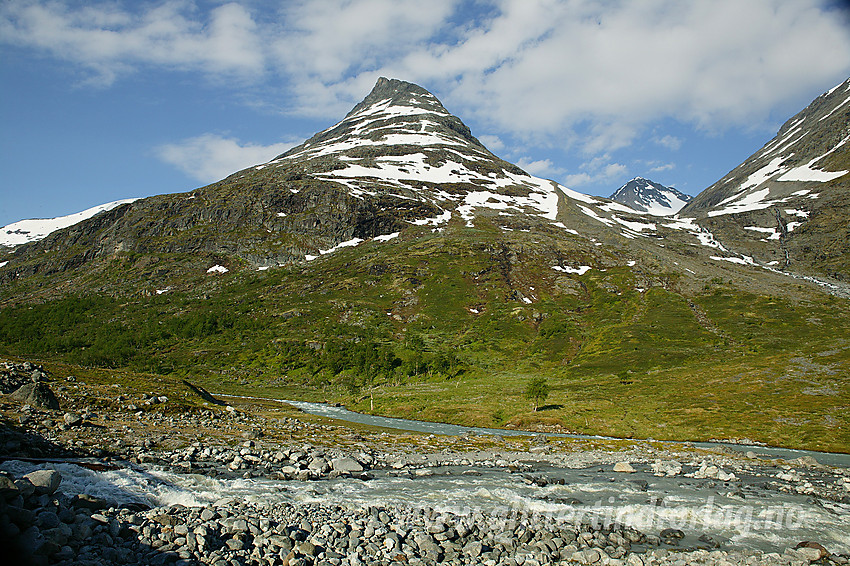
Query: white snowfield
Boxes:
[
  {"xmin": 258, "ymin": 89, "xmax": 603, "ymax": 235},
  {"xmin": 642, "ymin": 192, "xmax": 689, "ymax": 216},
  {"xmin": 552, "ymin": 265, "xmax": 592, "ymax": 275},
  {"xmin": 276, "ymin": 93, "xmax": 741, "ymax": 251},
  {"xmin": 700, "ymin": 78, "xmax": 849, "ymax": 224},
  {"xmin": 0, "ymin": 198, "xmax": 139, "ymax": 248}
]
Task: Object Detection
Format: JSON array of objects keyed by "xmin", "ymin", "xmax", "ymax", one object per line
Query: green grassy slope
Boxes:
[{"xmin": 1, "ymin": 224, "xmax": 848, "ymax": 452}]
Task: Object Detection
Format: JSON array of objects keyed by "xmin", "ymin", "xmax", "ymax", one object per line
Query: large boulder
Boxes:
[
  {"xmin": 23, "ymin": 470, "xmax": 61, "ymax": 495},
  {"xmin": 331, "ymin": 457, "xmax": 364, "ymax": 473},
  {"xmin": 63, "ymin": 412, "xmax": 83, "ymax": 427},
  {"xmin": 9, "ymin": 382, "xmax": 60, "ymax": 410}
]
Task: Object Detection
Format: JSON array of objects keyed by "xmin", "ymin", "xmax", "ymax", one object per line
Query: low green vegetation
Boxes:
[{"xmin": 1, "ymin": 228, "xmax": 848, "ymax": 452}]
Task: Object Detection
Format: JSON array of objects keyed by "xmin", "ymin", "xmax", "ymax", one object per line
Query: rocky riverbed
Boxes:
[{"xmin": 1, "ymin": 360, "xmax": 849, "ymax": 565}]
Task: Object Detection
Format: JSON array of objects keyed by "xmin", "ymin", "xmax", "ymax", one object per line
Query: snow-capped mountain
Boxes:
[
  {"xmin": 1, "ymin": 77, "xmax": 848, "ymax": 296},
  {"xmin": 252, "ymin": 77, "xmax": 592, "ymax": 229},
  {"xmin": 680, "ymin": 77, "xmax": 850, "ymax": 279},
  {"xmin": 0, "ymin": 78, "xmax": 667, "ymax": 277},
  {"xmin": 683, "ymin": 77, "xmax": 849, "ymax": 217},
  {"xmin": 0, "ymin": 199, "xmax": 138, "ymax": 248},
  {"xmin": 610, "ymin": 177, "xmax": 691, "ymax": 216}
]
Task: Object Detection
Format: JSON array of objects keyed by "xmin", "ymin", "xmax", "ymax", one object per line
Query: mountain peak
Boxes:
[
  {"xmin": 275, "ymin": 77, "xmax": 483, "ymax": 164},
  {"xmin": 344, "ymin": 77, "xmax": 445, "ymax": 119},
  {"xmin": 610, "ymin": 177, "xmax": 691, "ymax": 216}
]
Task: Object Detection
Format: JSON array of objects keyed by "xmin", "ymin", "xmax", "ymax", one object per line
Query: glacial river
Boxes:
[
  {"xmin": 280, "ymin": 399, "xmax": 850, "ymax": 468},
  {"xmin": 2, "ymin": 399, "xmax": 848, "ymax": 555}
]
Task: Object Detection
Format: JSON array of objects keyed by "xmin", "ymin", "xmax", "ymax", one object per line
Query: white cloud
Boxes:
[
  {"xmin": 370, "ymin": 0, "xmax": 850, "ymax": 153},
  {"xmin": 562, "ymin": 172, "xmax": 593, "ymax": 187},
  {"xmin": 3, "ymin": 0, "xmax": 849, "ymax": 159},
  {"xmin": 155, "ymin": 134, "xmax": 298, "ymax": 182},
  {"xmin": 603, "ymin": 163, "xmax": 628, "ymax": 178},
  {"xmin": 270, "ymin": 0, "xmax": 458, "ymax": 116},
  {"xmin": 561, "ymin": 157, "xmax": 627, "ymax": 187},
  {"xmin": 655, "ymin": 135, "xmax": 683, "ymax": 151},
  {"xmin": 0, "ymin": 1, "xmax": 265, "ymax": 85},
  {"xmin": 478, "ymin": 134, "xmax": 505, "ymax": 152},
  {"xmin": 649, "ymin": 162, "xmax": 676, "ymax": 173},
  {"xmin": 445, "ymin": 0, "xmax": 850, "ymax": 136},
  {"xmin": 648, "ymin": 163, "xmax": 676, "ymax": 173},
  {"xmin": 517, "ymin": 157, "xmax": 565, "ymax": 178}
]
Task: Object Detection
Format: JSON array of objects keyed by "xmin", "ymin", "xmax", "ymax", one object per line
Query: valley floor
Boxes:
[{"xmin": 1, "ymin": 360, "xmax": 849, "ymax": 566}]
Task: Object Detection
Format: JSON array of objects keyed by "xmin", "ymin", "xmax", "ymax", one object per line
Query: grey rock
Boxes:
[
  {"xmin": 0, "ymin": 474, "xmax": 19, "ymax": 499},
  {"xmin": 297, "ymin": 540, "xmax": 317, "ymax": 556},
  {"xmin": 13, "ymin": 478, "xmax": 35, "ymax": 498},
  {"xmin": 571, "ymin": 548, "xmax": 602, "ymax": 564},
  {"xmin": 308, "ymin": 457, "xmax": 329, "ymax": 472},
  {"xmin": 613, "ymin": 462, "xmax": 636, "ymax": 473},
  {"xmin": 36, "ymin": 511, "xmax": 60, "ymax": 530},
  {"xmin": 23, "ymin": 470, "xmax": 61, "ymax": 495},
  {"xmin": 331, "ymin": 457, "xmax": 364, "ymax": 473},
  {"xmin": 10, "ymin": 382, "xmax": 60, "ymax": 410},
  {"xmin": 660, "ymin": 528, "xmax": 685, "ymax": 540},
  {"xmin": 63, "ymin": 412, "xmax": 83, "ymax": 427},
  {"xmin": 463, "ymin": 540, "xmax": 483, "ymax": 557},
  {"xmin": 72, "ymin": 494, "xmax": 108, "ymax": 510}
]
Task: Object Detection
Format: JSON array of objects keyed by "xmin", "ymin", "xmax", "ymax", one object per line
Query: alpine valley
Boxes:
[{"xmin": 1, "ymin": 77, "xmax": 849, "ymax": 453}]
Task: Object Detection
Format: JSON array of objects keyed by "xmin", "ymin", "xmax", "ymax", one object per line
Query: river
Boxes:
[{"xmin": 2, "ymin": 398, "xmax": 848, "ymax": 555}]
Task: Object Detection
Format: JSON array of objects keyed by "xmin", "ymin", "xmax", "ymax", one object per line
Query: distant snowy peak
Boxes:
[
  {"xmin": 682, "ymin": 76, "xmax": 850, "ymax": 217},
  {"xmin": 610, "ymin": 177, "xmax": 691, "ymax": 216},
  {"xmin": 0, "ymin": 198, "xmax": 138, "ymax": 248}
]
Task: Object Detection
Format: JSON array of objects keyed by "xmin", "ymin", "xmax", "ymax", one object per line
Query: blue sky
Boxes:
[{"xmin": 2, "ymin": 0, "xmax": 850, "ymax": 227}]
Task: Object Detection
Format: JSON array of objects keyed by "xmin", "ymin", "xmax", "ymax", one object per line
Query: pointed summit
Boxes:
[
  {"xmin": 276, "ymin": 77, "xmax": 485, "ymax": 164},
  {"xmin": 610, "ymin": 177, "xmax": 691, "ymax": 216},
  {"xmin": 344, "ymin": 77, "xmax": 446, "ymax": 118}
]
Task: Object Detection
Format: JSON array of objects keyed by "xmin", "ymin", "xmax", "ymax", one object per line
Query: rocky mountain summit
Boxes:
[{"xmin": 609, "ymin": 178, "xmax": 691, "ymax": 216}]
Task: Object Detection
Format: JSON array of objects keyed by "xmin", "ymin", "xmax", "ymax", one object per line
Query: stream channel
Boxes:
[{"xmin": 3, "ymin": 399, "xmax": 849, "ymax": 555}]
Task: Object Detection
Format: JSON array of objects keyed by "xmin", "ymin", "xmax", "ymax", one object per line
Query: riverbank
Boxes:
[{"xmin": 1, "ymin": 360, "xmax": 849, "ymax": 565}]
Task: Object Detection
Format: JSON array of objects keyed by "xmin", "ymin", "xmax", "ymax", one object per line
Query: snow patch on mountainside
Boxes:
[
  {"xmin": 1, "ymin": 198, "xmax": 139, "ymax": 248},
  {"xmin": 777, "ymin": 136, "xmax": 849, "ymax": 182},
  {"xmin": 552, "ymin": 265, "xmax": 592, "ymax": 275}
]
